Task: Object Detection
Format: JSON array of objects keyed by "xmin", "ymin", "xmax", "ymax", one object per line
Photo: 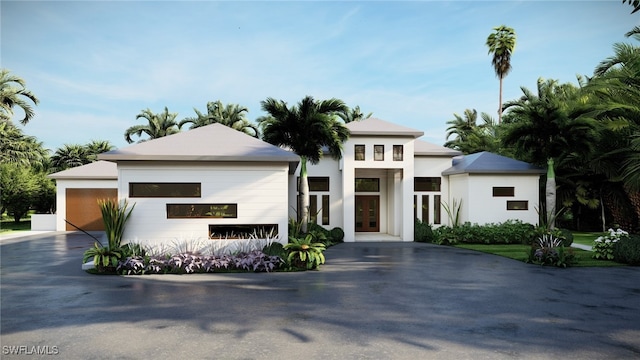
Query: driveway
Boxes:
[{"xmin": 1, "ymin": 232, "xmax": 639, "ymax": 359}]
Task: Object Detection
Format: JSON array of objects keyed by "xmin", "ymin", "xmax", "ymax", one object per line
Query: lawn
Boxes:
[
  {"xmin": 0, "ymin": 219, "xmax": 31, "ymax": 234},
  {"xmin": 572, "ymin": 231, "xmax": 605, "ymax": 246},
  {"xmin": 454, "ymin": 243, "xmax": 625, "ymax": 267}
]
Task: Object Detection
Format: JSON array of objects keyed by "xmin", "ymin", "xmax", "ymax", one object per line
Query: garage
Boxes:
[{"xmin": 65, "ymin": 188, "xmax": 117, "ymax": 231}]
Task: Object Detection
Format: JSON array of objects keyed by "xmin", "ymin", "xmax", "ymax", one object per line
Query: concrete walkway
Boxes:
[{"xmin": 1, "ymin": 232, "xmax": 639, "ymax": 359}]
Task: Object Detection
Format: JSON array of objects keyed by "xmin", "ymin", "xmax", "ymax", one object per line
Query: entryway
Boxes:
[{"xmin": 355, "ymin": 195, "xmax": 380, "ymax": 232}]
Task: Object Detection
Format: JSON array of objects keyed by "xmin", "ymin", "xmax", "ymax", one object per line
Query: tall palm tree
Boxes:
[
  {"xmin": 179, "ymin": 101, "xmax": 259, "ymax": 137},
  {"xmin": 444, "ymin": 109, "xmax": 499, "ymax": 154},
  {"xmin": 125, "ymin": 107, "xmax": 180, "ymax": 143},
  {"xmin": 338, "ymin": 105, "xmax": 372, "ymax": 123},
  {"xmin": 502, "ymin": 78, "xmax": 599, "ymax": 228},
  {"xmin": 486, "ymin": 25, "xmax": 516, "ymax": 124},
  {"xmin": 0, "ymin": 69, "xmax": 39, "ymax": 125},
  {"xmin": 258, "ymin": 96, "xmax": 349, "ymax": 231}
]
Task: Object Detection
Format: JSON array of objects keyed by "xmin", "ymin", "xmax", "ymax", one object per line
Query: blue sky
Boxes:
[{"xmin": 2, "ymin": 1, "xmax": 638, "ymax": 151}]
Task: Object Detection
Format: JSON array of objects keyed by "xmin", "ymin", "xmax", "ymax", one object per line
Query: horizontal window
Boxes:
[
  {"xmin": 297, "ymin": 177, "xmax": 329, "ymax": 192},
  {"xmin": 493, "ymin": 187, "xmax": 515, "ymax": 197},
  {"xmin": 415, "ymin": 177, "xmax": 441, "ymax": 192},
  {"xmin": 507, "ymin": 201, "xmax": 528, "ymax": 210},
  {"xmin": 209, "ymin": 224, "xmax": 278, "ymax": 239},
  {"xmin": 167, "ymin": 204, "xmax": 237, "ymax": 218},
  {"xmin": 355, "ymin": 178, "xmax": 380, "ymax": 192},
  {"xmin": 130, "ymin": 183, "xmax": 201, "ymax": 198}
]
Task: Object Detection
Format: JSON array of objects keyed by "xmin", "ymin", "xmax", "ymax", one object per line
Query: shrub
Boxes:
[
  {"xmin": 285, "ymin": 234, "xmax": 326, "ymax": 270},
  {"xmin": 432, "ymin": 226, "xmax": 457, "ymax": 245},
  {"xmin": 329, "ymin": 227, "xmax": 345, "ymax": 243},
  {"xmin": 431, "ymin": 220, "xmax": 536, "ymax": 245},
  {"xmin": 262, "ymin": 242, "xmax": 286, "ymax": 258},
  {"xmin": 593, "ymin": 228, "xmax": 629, "ymax": 260},
  {"xmin": 414, "ymin": 219, "xmax": 435, "ymax": 243},
  {"xmin": 612, "ymin": 234, "xmax": 640, "ymax": 265},
  {"xmin": 528, "ymin": 234, "xmax": 575, "ymax": 268}
]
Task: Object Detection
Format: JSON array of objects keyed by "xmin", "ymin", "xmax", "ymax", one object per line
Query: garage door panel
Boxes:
[{"xmin": 66, "ymin": 188, "xmax": 117, "ymax": 231}]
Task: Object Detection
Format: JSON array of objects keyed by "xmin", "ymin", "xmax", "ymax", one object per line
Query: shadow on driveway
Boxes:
[{"xmin": 1, "ymin": 233, "xmax": 639, "ymax": 359}]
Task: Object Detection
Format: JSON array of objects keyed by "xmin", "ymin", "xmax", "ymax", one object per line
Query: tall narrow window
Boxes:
[
  {"xmin": 434, "ymin": 195, "xmax": 441, "ymax": 224},
  {"xmin": 374, "ymin": 145, "xmax": 384, "ymax": 161},
  {"xmin": 393, "ymin": 145, "xmax": 403, "ymax": 161},
  {"xmin": 355, "ymin": 145, "xmax": 365, "ymax": 161},
  {"xmin": 414, "ymin": 195, "xmax": 417, "ymax": 220},
  {"xmin": 322, "ymin": 195, "xmax": 330, "ymax": 225},
  {"xmin": 309, "ymin": 195, "xmax": 318, "ymax": 222},
  {"xmin": 422, "ymin": 195, "xmax": 429, "ymax": 223}
]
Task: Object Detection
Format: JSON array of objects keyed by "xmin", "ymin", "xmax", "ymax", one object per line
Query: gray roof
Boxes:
[
  {"xmin": 48, "ymin": 160, "xmax": 117, "ymax": 180},
  {"xmin": 442, "ymin": 152, "xmax": 545, "ymax": 175},
  {"xmin": 414, "ymin": 139, "xmax": 462, "ymax": 157},
  {"xmin": 346, "ymin": 118, "xmax": 424, "ymax": 138},
  {"xmin": 98, "ymin": 124, "xmax": 300, "ymax": 171}
]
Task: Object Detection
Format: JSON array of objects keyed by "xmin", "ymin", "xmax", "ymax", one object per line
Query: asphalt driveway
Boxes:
[{"xmin": 1, "ymin": 232, "xmax": 639, "ymax": 359}]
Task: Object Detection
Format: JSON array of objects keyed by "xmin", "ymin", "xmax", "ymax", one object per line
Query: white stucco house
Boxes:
[{"xmin": 46, "ymin": 118, "xmax": 544, "ymax": 244}]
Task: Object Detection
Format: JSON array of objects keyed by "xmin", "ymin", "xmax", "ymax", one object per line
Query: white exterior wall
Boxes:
[
  {"xmin": 450, "ymin": 174, "xmax": 540, "ymax": 225},
  {"xmin": 117, "ymin": 162, "xmax": 290, "ymax": 245},
  {"xmin": 53, "ymin": 179, "xmax": 117, "ymax": 231},
  {"xmin": 290, "ymin": 158, "xmax": 343, "ymax": 229},
  {"xmin": 447, "ymin": 174, "xmax": 470, "ymax": 223},
  {"xmin": 414, "ymin": 156, "xmax": 454, "ymax": 226}
]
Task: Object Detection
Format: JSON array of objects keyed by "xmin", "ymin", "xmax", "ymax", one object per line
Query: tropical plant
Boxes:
[
  {"xmin": 179, "ymin": 100, "xmax": 259, "ymax": 137},
  {"xmin": 486, "ymin": 25, "xmax": 516, "ymax": 123},
  {"xmin": 528, "ymin": 234, "xmax": 575, "ymax": 268},
  {"xmin": 0, "ymin": 69, "xmax": 39, "ymax": 125},
  {"xmin": 125, "ymin": 107, "xmax": 180, "ymax": 143},
  {"xmin": 593, "ymin": 228, "xmax": 629, "ymax": 260},
  {"xmin": 98, "ymin": 198, "xmax": 135, "ymax": 249},
  {"xmin": 83, "ymin": 242, "xmax": 125, "ymax": 273},
  {"xmin": 444, "ymin": 109, "xmax": 499, "ymax": 153},
  {"xmin": 337, "ymin": 105, "xmax": 372, "ymax": 123},
  {"xmin": 0, "ymin": 119, "xmax": 48, "ymax": 167},
  {"xmin": 285, "ymin": 234, "xmax": 326, "ymax": 270},
  {"xmin": 259, "ymin": 96, "xmax": 349, "ymax": 232},
  {"xmin": 0, "ymin": 163, "xmax": 40, "ymax": 222},
  {"xmin": 442, "ymin": 198, "xmax": 462, "ymax": 227}
]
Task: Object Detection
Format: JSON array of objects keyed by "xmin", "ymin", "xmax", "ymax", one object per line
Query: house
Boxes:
[{"xmin": 45, "ymin": 118, "xmax": 544, "ymax": 244}]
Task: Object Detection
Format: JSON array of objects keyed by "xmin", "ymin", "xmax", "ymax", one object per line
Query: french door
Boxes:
[{"xmin": 355, "ymin": 195, "xmax": 380, "ymax": 232}]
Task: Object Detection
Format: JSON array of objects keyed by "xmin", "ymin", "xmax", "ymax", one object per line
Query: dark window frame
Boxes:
[
  {"xmin": 297, "ymin": 176, "xmax": 330, "ymax": 192},
  {"xmin": 355, "ymin": 178, "xmax": 380, "ymax": 192},
  {"xmin": 415, "ymin": 177, "xmax": 442, "ymax": 192},
  {"xmin": 166, "ymin": 203, "xmax": 237, "ymax": 219},
  {"xmin": 355, "ymin": 144, "xmax": 365, "ymax": 161},
  {"xmin": 493, "ymin": 187, "xmax": 515, "ymax": 197},
  {"xmin": 507, "ymin": 201, "xmax": 529, "ymax": 210},
  {"xmin": 374, "ymin": 145, "xmax": 384, "ymax": 161},
  {"xmin": 393, "ymin": 145, "xmax": 403, "ymax": 161},
  {"xmin": 130, "ymin": 182, "xmax": 201, "ymax": 198}
]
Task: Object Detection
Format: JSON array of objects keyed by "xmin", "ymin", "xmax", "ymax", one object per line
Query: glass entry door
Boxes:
[{"xmin": 355, "ymin": 195, "xmax": 380, "ymax": 232}]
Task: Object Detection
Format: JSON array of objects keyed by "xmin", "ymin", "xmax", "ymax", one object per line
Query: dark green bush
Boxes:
[
  {"xmin": 432, "ymin": 220, "xmax": 536, "ymax": 245},
  {"xmin": 329, "ymin": 227, "xmax": 345, "ymax": 242},
  {"xmin": 613, "ymin": 234, "xmax": 640, "ymax": 265},
  {"xmin": 414, "ymin": 219, "xmax": 435, "ymax": 243},
  {"xmin": 262, "ymin": 242, "xmax": 286, "ymax": 258}
]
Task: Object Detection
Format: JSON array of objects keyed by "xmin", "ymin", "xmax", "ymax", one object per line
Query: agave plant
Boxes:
[{"xmin": 285, "ymin": 234, "xmax": 326, "ymax": 270}]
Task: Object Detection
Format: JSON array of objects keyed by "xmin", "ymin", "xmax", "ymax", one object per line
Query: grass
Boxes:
[
  {"xmin": 454, "ymin": 243, "xmax": 625, "ymax": 267},
  {"xmin": 0, "ymin": 219, "xmax": 31, "ymax": 234},
  {"xmin": 572, "ymin": 231, "xmax": 604, "ymax": 246}
]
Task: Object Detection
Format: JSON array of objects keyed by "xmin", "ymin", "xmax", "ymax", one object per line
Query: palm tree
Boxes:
[
  {"xmin": 51, "ymin": 144, "xmax": 92, "ymax": 171},
  {"xmin": 0, "ymin": 69, "xmax": 39, "ymax": 125},
  {"xmin": 125, "ymin": 107, "xmax": 180, "ymax": 143},
  {"xmin": 179, "ymin": 101, "xmax": 259, "ymax": 137},
  {"xmin": 486, "ymin": 25, "xmax": 516, "ymax": 124},
  {"xmin": 502, "ymin": 78, "xmax": 599, "ymax": 228},
  {"xmin": 85, "ymin": 140, "xmax": 115, "ymax": 157},
  {"xmin": 258, "ymin": 96, "xmax": 349, "ymax": 231},
  {"xmin": 0, "ymin": 119, "xmax": 48, "ymax": 167},
  {"xmin": 444, "ymin": 109, "xmax": 499, "ymax": 154},
  {"xmin": 338, "ymin": 105, "xmax": 372, "ymax": 123}
]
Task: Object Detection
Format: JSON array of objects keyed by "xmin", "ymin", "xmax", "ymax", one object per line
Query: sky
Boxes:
[{"xmin": 1, "ymin": 0, "xmax": 638, "ymax": 152}]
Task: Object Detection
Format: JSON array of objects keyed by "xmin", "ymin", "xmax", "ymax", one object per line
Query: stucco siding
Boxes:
[{"xmin": 117, "ymin": 163, "xmax": 289, "ymax": 245}]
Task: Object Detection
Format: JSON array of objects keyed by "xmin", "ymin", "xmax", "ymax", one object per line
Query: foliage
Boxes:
[
  {"xmin": 444, "ymin": 109, "xmax": 499, "ymax": 154},
  {"xmin": 0, "ymin": 119, "xmax": 48, "ymax": 167},
  {"xmin": 285, "ymin": 234, "xmax": 326, "ymax": 270},
  {"xmin": 0, "ymin": 163, "xmax": 41, "ymax": 222},
  {"xmin": 593, "ymin": 228, "xmax": 629, "ymax": 260},
  {"xmin": 125, "ymin": 107, "xmax": 180, "ymax": 143},
  {"xmin": 0, "ymin": 69, "xmax": 39, "ymax": 125},
  {"xmin": 433, "ymin": 220, "xmax": 536, "ymax": 245},
  {"xmin": 329, "ymin": 227, "xmax": 345, "ymax": 242},
  {"xmin": 535, "ymin": 226, "xmax": 573, "ymax": 247},
  {"xmin": 262, "ymin": 242, "xmax": 286, "ymax": 258},
  {"xmin": 179, "ymin": 100, "xmax": 259, "ymax": 137},
  {"xmin": 50, "ymin": 140, "xmax": 114, "ymax": 171},
  {"xmin": 83, "ymin": 242, "xmax": 124, "ymax": 273},
  {"xmin": 442, "ymin": 198, "xmax": 462, "ymax": 227},
  {"xmin": 99, "ymin": 198, "xmax": 135, "ymax": 249},
  {"xmin": 612, "ymin": 233, "xmax": 640, "ymax": 265},
  {"xmin": 337, "ymin": 105, "xmax": 372, "ymax": 123},
  {"xmin": 486, "ymin": 25, "xmax": 516, "ymax": 123},
  {"xmin": 528, "ymin": 234, "xmax": 575, "ymax": 268},
  {"xmin": 414, "ymin": 219, "xmax": 435, "ymax": 243}
]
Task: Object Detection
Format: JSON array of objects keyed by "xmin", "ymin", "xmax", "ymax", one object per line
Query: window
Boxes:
[
  {"xmin": 309, "ymin": 196, "xmax": 318, "ymax": 222},
  {"xmin": 167, "ymin": 204, "xmax": 237, "ymax": 218},
  {"xmin": 322, "ymin": 195, "xmax": 330, "ymax": 225},
  {"xmin": 355, "ymin": 178, "xmax": 380, "ymax": 192},
  {"xmin": 422, "ymin": 195, "xmax": 429, "ymax": 222},
  {"xmin": 298, "ymin": 177, "xmax": 329, "ymax": 191},
  {"xmin": 414, "ymin": 195, "xmax": 417, "ymax": 220},
  {"xmin": 434, "ymin": 195, "xmax": 441, "ymax": 224},
  {"xmin": 355, "ymin": 145, "xmax": 365, "ymax": 161},
  {"xmin": 393, "ymin": 145, "xmax": 403, "ymax": 161},
  {"xmin": 507, "ymin": 201, "xmax": 528, "ymax": 210},
  {"xmin": 130, "ymin": 183, "xmax": 201, "ymax": 197},
  {"xmin": 415, "ymin": 177, "xmax": 441, "ymax": 192},
  {"xmin": 493, "ymin": 187, "xmax": 515, "ymax": 197},
  {"xmin": 374, "ymin": 145, "xmax": 384, "ymax": 161},
  {"xmin": 209, "ymin": 224, "xmax": 278, "ymax": 239}
]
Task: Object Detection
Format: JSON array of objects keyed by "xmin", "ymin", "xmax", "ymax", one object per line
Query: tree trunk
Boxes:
[
  {"xmin": 498, "ymin": 76, "xmax": 503, "ymax": 124},
  {"xmin": 545, "ymin": 158, "xmax": 556, "ymax": 230},
  {"xmin": 299, "ymin": 157, "xmax": 309, "ymax": 233}
]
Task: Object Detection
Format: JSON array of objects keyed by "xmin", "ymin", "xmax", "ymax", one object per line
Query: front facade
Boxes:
[{"xmin": 47, "ymin": 119, "xmax": 543, "ymax": 244}]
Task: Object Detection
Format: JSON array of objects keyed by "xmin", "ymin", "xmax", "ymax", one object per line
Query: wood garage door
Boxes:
[{"xmin": 65, "ymin": 188, "xmax": 117, "ymax": 231}]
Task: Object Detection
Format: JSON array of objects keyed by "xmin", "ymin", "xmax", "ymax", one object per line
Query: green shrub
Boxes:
[
  {"xmin": 329, "ymin": 227, "xmax": 345, "ymax": 242},
  {"xmin": 433, "ymin": 226, "xmax": 457, "ymax": 245},
  {"xmin": 262, "ymin": 242, "xmax": 286, "ymax": 258},
  {"xmin": 285, "ymin": 234, "xmax": 326, "ymax": 270},
  {"xmin": 432, "ymin": 220, "xmax": 536, "ymax": 245},
  {"xmin": 613, "ymin": 234, "xmax": 640, "ymax": 265},
  {"xmin": 414, "ymin": 219, "xmax": 435, "ymax": 243}
]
